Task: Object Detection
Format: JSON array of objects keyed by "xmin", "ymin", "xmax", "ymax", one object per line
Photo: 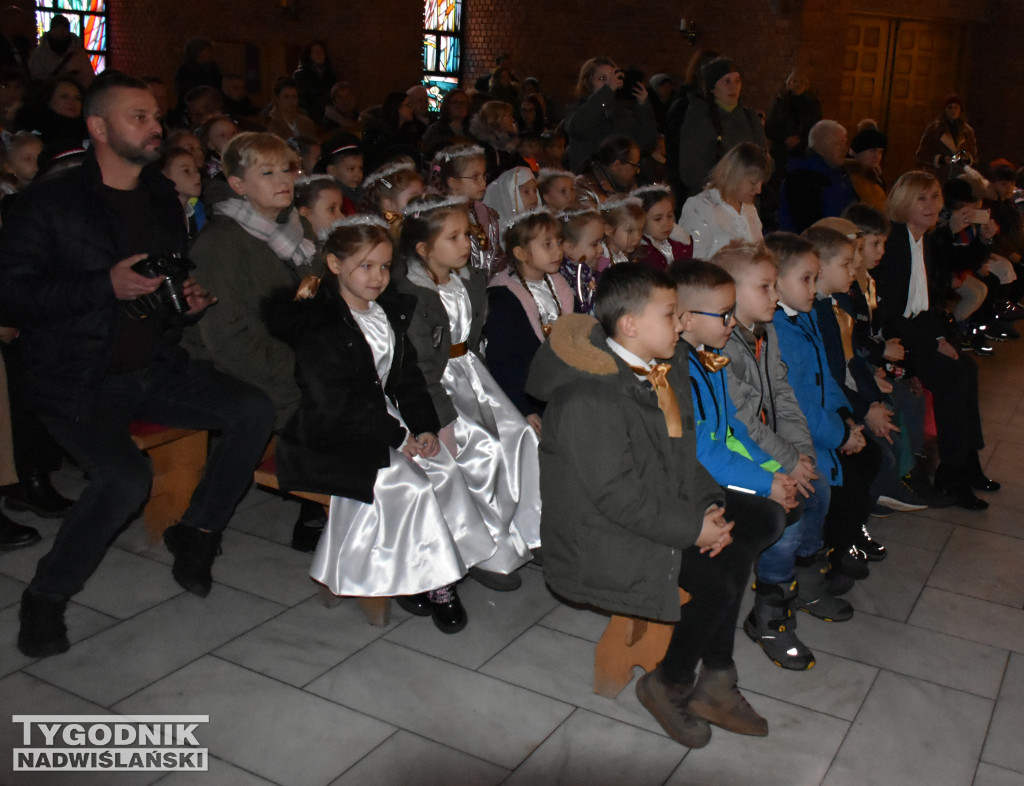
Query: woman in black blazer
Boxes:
[{"xmin": 872, "ymin": 171, "xmax": 997, "ymax": 509}]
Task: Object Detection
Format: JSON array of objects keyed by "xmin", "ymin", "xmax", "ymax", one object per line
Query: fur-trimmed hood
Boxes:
[{"xmin": 525, "ymin": 313, "xmax": 618, "ymax": 402}]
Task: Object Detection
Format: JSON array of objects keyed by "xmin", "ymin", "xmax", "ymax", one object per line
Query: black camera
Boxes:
[{"xmin": 132, "ymin": 254, "xmax": 194, "ymax": 314}]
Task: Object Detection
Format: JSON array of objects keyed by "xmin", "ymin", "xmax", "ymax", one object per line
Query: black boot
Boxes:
[
  {"xmin": 290, "ymin": 499, "xmax": 326, "ymax": 553},
  {"xmin": 828, "ymin": 544, "xmax": 870, "ymax": 580},
  {"xmin": 2, "ymin": 471, "xmax": 74, "ymax": 518},
  {"xmin": 18, "ymin": 589, "xmax": 69, "ymax": 658},
  {"xmin": 966, "ymin": 452, "xmax": 1000, "ymax": 492},
  {"xmin": 0, "ymin": 509, "xmax": 41, "ymax": 551},
  {"xmin": 934, "ymin": 463, "xmax": 988, "ymax": 510},
  {"xmin": 163, "ymin": 524, "xmax": 222, "ymax": 597}
]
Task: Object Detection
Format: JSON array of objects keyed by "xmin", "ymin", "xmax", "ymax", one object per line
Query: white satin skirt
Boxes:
[
  {"xmin": 311, "ymin": 400, "xmax": 498, "ymax": 597},
  {"xmin": 442, "ymin": 352, "xmax": 541, "ymax": 574}
]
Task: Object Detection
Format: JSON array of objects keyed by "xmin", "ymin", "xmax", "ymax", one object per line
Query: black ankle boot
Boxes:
[
  {"xmin": 828, "ymin": 544, "xmax": 870, "ymax": 580},
  {"xmin": 163, "ymin": 524, "xmax": 222, "ymax": 597},
  {"xmin": 966, "ymin": 452, "xmax": 1000, "ymax": 492},
  {"xmin": 0, "ymin": 510, "xmax": 41, "ymax": 551},
  {"xmin": 934, "ymin": 464, "xmax": 989, "ymax": 510},
  {"xmin": 18, "ymin": 589, "xmax": 70, "ymax": 658},
  {"xmin": 290, "ymin": 499, "xmax": 326, "ymax": 552},
  {"xmin": 3, "ymin": 471, "xmax": 74, "ymax": 518}
]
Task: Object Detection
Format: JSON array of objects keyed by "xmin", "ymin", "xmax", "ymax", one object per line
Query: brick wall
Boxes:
[
  {"xmin": 101, "ymin": 0, "xmax": 1022, "ymax": 169},
  {"xmin": 106, "ymin": 0, "xmax": 423, "ymax": 107}
]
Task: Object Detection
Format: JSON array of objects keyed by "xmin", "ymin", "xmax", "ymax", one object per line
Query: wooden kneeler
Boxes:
[
  {"xmin": 129, "ymin": 422, "xmax": 209, "ymax": 544},
  {"xmin": 253, "ymin": 447, "xmax": 391, "ymax": 627},
  {"xmin": 593, "ymin": 587, "xmax": 692, "ymax": 698}
]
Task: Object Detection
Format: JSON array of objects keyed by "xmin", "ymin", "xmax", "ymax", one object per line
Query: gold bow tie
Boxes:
[
  {"xmin": 629, "ymin": 362, "xmax": 683, "ymax": 438},
  {"xmin": 294, "ymin": 275, "xmax": 321, "ymax": 301},
  {"xmin": 383, "ymin": 210, "xmax": 402, "ymax": 227},
  {"xmin": 696, "ymin": 350, "xmax": 730, "ymax": 373}
]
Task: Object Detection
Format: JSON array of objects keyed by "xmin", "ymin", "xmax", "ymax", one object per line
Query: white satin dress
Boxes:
[
  {"xmin": 436, "ymin": 272, "xmax": 541, "ymax": 574},
  {"xmin": 310, "ymin": 302, "xmax": 498, "ymax": 597}
]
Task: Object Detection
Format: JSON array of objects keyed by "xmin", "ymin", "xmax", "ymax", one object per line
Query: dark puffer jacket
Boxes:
[
  {"xmin": 525, "ymin": 314, "xmax": 723, "ymax": 622},
  {"xmin": 0, "ymin": 150, "xmax": 187, "ymax": 418}
]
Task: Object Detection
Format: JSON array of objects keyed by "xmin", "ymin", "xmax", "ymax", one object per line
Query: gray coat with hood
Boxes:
[
  {"xmin": 525, "ymin": 314, "xmax": 723, "ymax": 622},
  {"xmin": 720, "ymin": 322, "xmax": 815, "ymax": 473}
]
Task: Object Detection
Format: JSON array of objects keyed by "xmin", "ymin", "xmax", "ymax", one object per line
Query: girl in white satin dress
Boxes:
[
  {"xmin": 395, "ymin": 197, "xmax": 541, "ymax": 589},
  {"xmin": 276, "ymin": 217, "xmax": 500, "ymax": 633}
]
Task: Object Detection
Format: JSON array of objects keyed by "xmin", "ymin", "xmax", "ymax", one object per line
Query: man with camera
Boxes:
[{"xmin": 0, "ymin": 71, "xmax": 276, "ymax": 658}]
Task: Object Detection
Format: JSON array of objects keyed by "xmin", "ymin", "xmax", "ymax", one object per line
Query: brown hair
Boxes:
[
  {"xmin": 431, "ymin": 144, "xmax": 486, "ymax": 194},
  {"xmin": 764, "ymin": 231, "xmax": 817, "ymax": 276},
  {"xmin": 359, "ymin": 162, "xmax": 424, "ymax": 216},
  {"xmin": 802, "ymin": 225, "xmax": 854, "ymax": 262},
  {"xmin": 504, "ymin": 210, "xmax": 562, "ymax": 260},
  {"xmin": 560, "ymin": 209, "xmax": 603, "ymax": 244},
  {"xmin": 709, "ymin": 240, "xmax": 778, "ymax": 277},
  {"xmin": 398, "ymin": 195, "xmax": 470, "ymax": 271}
]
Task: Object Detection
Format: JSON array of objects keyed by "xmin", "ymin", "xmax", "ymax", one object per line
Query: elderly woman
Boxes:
[
  {"xmin": 563, "ymin": 56, "xmax": 657, "ymax": 173},
  {"xmin": 679, "ymin": 141, "xmax": 771, "ymax": 259},
  {"xmin": 872, "ymin": 171, "xmax": 995, "ymax": 510}
]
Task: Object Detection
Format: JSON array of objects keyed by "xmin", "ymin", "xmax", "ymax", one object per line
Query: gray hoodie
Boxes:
[{"xmin": 720, "ymin": 321, "xmax": 815, "ymax": 473}]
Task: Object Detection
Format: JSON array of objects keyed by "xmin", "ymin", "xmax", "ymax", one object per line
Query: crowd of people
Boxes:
[{"xmin": 1, "ymin": 25, "xmax": 1021, "ymax": 750}]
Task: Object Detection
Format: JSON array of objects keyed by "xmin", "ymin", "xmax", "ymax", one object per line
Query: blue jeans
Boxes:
[
  {"xmin": 31, "ymin": 349, "xmax": 275, "ymax": 600},
  {"xmin": 755, "ymin": 472, "xmax": 831, "ymax": 584}
]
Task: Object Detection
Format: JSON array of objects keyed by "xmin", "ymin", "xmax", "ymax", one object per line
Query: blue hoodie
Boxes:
[
  {"xmin": 772, "ymin": 307, "xmax": 852, "ymax": 485},
  {"xmin": 684, "ymin": 341, "xmax": 781, "ymax": 496}
]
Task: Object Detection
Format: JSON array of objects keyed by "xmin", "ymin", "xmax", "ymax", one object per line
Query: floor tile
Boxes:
[
  {"xmin": 797, "ymin": 609, "xmax": 1007, "ymax": 698},
  {"xmin": 536, "ymin": 602, "xmax": 611, "ymax": 643},
  {"xmin": 504, "ymin": 709, "xmax": 685, "ymax": 786},
  {"xmin": 25, "ymin": 586, "xmax": 283, "ymax": 705},
  {"xmin": 158, "ymin": 755, "xmax": 279, "ymax": 785},
  {"xmin": 918, "ymin": 503, "xmax": 1024, "ymax": 541},
  {"xmin": 982, "ymin": 652, "xmax": 1024, "ymax": 775},
  {"xmin": 480, "ymin": 624, "xmax": 670, "ymax": 737},
  {"xmin": 228, "ymin": 492, "xmax": 299, "ymax": 545},
  {"xmin": 841, "ymin": 541, "xmax": 938, "ymax": 622},
  {"xmin": 0, "ymin": 572, "xmax": 25, "ymax": 609},
  {"xmin": 928, "ymin": 527, "xmax": 1024, "ymax": 607},
  {"xmin": 215, "ymin": 594, "xmax": 410, "ymax": 687},
  {"xmin": 329, "ymin": 731, "xmax": 507, "ymax": 786},
  {"xmin": 384, "ymin": 566, "xmax": 560, "ymax": 669},
  {"xmin": 910, "ymin": 587, "xmax": 1024, "ymax": 655},
  {"xmin": 115, "ymin": 656, "xmax": 393, "ymax": 786},
  {"xmin": 210, "ymin": 529, "xmax": 319, "ymax": 607},
  {"xmin": 0, "ymin": 602, "xmax": 119, "ymax": 679},
  {"xmin": 974, "ymin": 763, "xmax": 1024, "ymax": 786},
  {"xmin": 0, "ymin": 671, "xmax": 160, "ymax": 786},
  {"xmin": 666, "ymin": 693, "xmax": 848, "ymax": 785},
  {"xmin": 66, "ymin": 548, "xmax": 183, "ymax": 619},
  {"xmin": 823, "ymin": 671, "xmax": 992, "ymax": 786},
  {"xmin": 306, "ymin": 639, "xmax": 573, "ymax": 769},
  {"xmin": 863, "ymin": 511, "xmax": 953, "ymax": 552},
  {"xmin": 732, "ymin": 628, "xmax": 878, "ymax": 721}
]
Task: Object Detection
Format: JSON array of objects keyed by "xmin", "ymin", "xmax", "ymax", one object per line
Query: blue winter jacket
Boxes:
[
  {"xmin": 772, "ymin": 308, "xmax": 852, "ymax": 486},
  {"xmin": 683, "ymin": 342, "xmax": 780, "ymax": 496},
  {"xmin": 777, "ymin": 151, "xmax": 858, "ymax": 233}
]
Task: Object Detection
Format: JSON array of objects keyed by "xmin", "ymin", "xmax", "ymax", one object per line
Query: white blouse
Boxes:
[{"xmin": 679, "ymin": 188, "xmax": 763, "ymax": 260}]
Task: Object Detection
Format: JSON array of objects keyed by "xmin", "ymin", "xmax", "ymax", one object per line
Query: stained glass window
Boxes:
[
  {"xmin": 35, "ymin": 1, "xmax": 108, "ymax": 75},
  {"xmin": 423, "ymin": 0, "xmax": 462, "ymax": 111}
]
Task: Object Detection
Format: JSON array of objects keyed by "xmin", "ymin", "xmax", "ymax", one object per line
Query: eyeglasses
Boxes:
[
  {"xmin": 621, "ymin": 160, "xmax": 642, "ymax": 170},
  {"xmin": 455, "ymin": 173, "xmax": 487, "ymax": 183},
  {"xmin": 690, "ymin": 306, "xmax": 736, "ymax": 326}
]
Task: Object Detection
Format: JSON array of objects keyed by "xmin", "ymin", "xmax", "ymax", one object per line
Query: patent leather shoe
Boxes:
[
  {"xmin": 0, "ymin": 511, "xmax": 41, "ymax": 551},
  {"xmin": 395, "ymin": 593, "xmax": 432, "ymax": 617},
  {"xmin": 3, "ymin": 471, "xmax": 73, "ymax": 518},
  {"xmin": 431, "ymin": 592, "xmax": 467, "ymax": 634}
]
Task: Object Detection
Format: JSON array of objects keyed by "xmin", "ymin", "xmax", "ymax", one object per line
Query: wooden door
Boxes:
[{"xmin": 840, "ymin": 14, "xmax": 968, "ymax": 183}]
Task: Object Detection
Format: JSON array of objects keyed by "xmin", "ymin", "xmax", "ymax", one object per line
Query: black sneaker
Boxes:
[
  {"xmin": 829, "ymin": 544, "xmax": 870, "ymax": 579},
  {"xmin": 856, "ymin": 525, "xmax": 887, "ymax": 561},
  {"xmin": 877, "ymin": 479, "xmax": 928, "ymax": 512},
  {"xmin": 18, "ymin": 589, "xmax": 70, "ymax": 658}
]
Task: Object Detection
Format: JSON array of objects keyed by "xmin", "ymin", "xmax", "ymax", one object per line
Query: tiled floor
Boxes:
[{"xmin": 4, "ymin": 341, "xmax": 1024, "ymax": 786}]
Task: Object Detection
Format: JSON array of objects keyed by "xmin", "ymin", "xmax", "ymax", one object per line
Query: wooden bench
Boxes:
[
  {"xmin": 593, "ymin": 587, "xmax": 691, "ymax": 698},
  {"xmin": 254, "ymin": 450, "xmax": 392, "ymax": 627},
  {"xmin": 129, "ymin": 422, "xmax": 208, "ymax": 544}
]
